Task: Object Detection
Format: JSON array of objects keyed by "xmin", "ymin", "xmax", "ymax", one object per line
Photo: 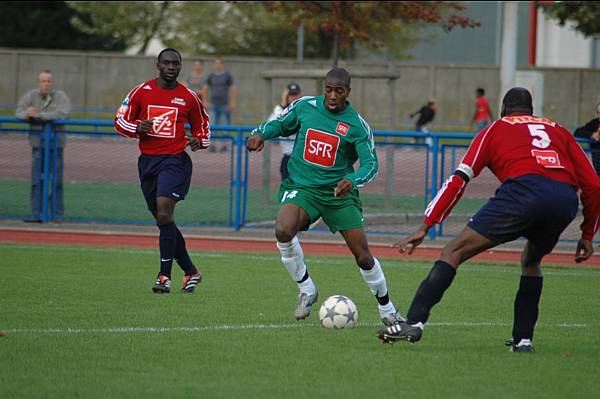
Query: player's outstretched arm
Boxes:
[
  {"xmin": 575, "ymin": 238, "xmax": 593, "ymax": 263},
  {"xmin": 247, "ymin": 135, "xmax": 265, "ymax": 152},
  {"xmin": 393, "ymin": 223, "xmax": 429, "ymax": 255}
]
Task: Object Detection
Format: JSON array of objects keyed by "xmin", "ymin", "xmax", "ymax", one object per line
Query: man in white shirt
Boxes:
[{"xmin": 268, "ymin": 83, "xmax": 302, "ymax": 180}]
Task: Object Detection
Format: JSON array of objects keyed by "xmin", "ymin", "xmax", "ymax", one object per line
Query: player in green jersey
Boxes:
[{"xmin": 247, "ymin": 68, "xmax": 403, "ymax": 326}]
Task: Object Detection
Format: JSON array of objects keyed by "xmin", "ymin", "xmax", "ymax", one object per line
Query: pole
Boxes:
[
  {"xmin": 528, "ymin": 1, "xmax": 537, "ymax": 67},
  {"xmin": 235, "ymin": 130, "xmax": 243, "ymax": 230},
  {"xmin": 262, "ymin": 78, "xmax": 272, "ymax": 205},
  {"xmin": 296, "ymin": 24, "xmax": 304, "ymax": 61},
  {"xmin": 41, "ymin": 122, "xmax": 51, "ymax": 223},
  {"xmin": 385, "ymin": 76, "xmax": 397, "ymax": 207},
  {"xmin": 499, "ymin": 2, "xmax": 519, "ymax": 110}
]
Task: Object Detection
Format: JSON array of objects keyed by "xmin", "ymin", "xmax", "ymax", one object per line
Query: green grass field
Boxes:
[{"xmin": 1, "ymin": 243, "xmax": 599, "ymax": 398}]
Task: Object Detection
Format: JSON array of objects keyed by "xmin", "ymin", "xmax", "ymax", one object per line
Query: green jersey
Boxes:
[{"xmin": 252, "ymin": 96, "xmax": 378, "ymax": 188}]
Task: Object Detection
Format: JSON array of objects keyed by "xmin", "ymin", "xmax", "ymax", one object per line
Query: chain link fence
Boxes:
[{"xmin": 0, "ymin": 118, "xmax": 596, "ymax": 244}]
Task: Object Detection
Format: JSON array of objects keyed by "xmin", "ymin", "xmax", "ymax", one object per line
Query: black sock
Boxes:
[
  {"xmin": 296, "ymin": 270, "xmax": 309, "ymax": 284},
  {"xmin": 406, "ymin": 260, "xmax": 457, "ymax": 324},
  {"xmin": 158, "ymin": 223, "xmax": 177, "ymax": 278},
  {"xmin": 376, "ymin": 292, "xmax": 390, "ymax": 306},
  {"xmin": 174, "ymin": 227, "xmax": 197, "ymax": 275},
  {"xmin": 512, "ymin": 275, "xmax": 543, "ymax": 342}
]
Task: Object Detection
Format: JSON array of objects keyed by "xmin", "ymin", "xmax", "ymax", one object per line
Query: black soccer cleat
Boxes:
[
  {"xmin": 505, "ymin": 339, "xmax": 535, "ymax": 353},
  {"xmin": 152, "ymin": 275, "xmax": 171, "ymax": 294},
  {"xmin": 377, "ymin": 322, "xmax": 423, "ymax": 344},
  {"xmin": 181, "ymin": 272, "xmax": 203, "ymax": 293}
]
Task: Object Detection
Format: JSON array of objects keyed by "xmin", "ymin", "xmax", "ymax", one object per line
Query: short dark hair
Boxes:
[
  {"xmin": 325, "ymin": 68, "xmax": 351, "ymax": 87},
  {"xmin": 158, "ymin": 48, "xmax": 182, "ymax": 62},
  {"xmin": 476, "ymin": 88, "xmax": 485, "ymax": 96},
  {"xmin": 502, "ymin": 87, "xmax": 533, "ymax": 115}
]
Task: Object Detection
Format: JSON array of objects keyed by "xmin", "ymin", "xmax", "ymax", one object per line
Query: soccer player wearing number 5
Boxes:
[
  {"xmin": 378, "ymin": 88, "xmax": 600, "ymax": 352},
  {"xmin": 114, "ymin": 48, "xmax": 211, "ymax": 294},
  {"xmin": 247, "ymin": 68, "xmax": 402, "ymax": 326}
]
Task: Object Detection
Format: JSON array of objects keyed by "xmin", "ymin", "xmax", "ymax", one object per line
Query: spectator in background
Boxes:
[
  {"xmin": 409, "ymin": 99, "xmax": 436, "ymax": 145},
  {"xmin": 268, "ymin": 83, "xmax": 302, "ymax": 180},
  {"xmin": 574, "ymin": 102, "xmax": 600, "ymax": 176},
  {"xmin": 186, "ymin": 59, "xmax": 205, "ymax": 100},
  {"xmin": 473, "ymin": 88, "xmax": 493, "ymax": 132},
  {"xmin": 203, "ymin": 57, "xmax": 236, "ymax": 152},
  {"xmin": 16, "ymin": 70, "xmax": 71, "ymax": 223}
]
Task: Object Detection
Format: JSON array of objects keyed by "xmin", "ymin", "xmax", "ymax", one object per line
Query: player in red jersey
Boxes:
[
  {"xmin": 114, "ymin": 48, "xmax": 211, "ymax": 294},
  {"xmin": 472, "ymin": 88, "xmax": 493, "ymax": 131},
  {"xmin": 378, "ymin": 87, "xmax": 600, "ymax": 352}
]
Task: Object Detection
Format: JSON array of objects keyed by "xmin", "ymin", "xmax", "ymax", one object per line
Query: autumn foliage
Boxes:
[{"xmin": 265, "ymin": 1, "xmax": 480, "ymax": 51}]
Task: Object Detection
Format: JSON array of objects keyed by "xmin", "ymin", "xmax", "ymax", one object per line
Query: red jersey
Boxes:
[
  {"xmin": 425, "ymin": 115, "xmax": 600, "ymax": 240},
  {"xmin": 474, "ymin": 97, "xmax": 491, "ymax": 121},
  {"xmin": 114, "ymin": 79, "xmax": 210, "ymax": 155}
]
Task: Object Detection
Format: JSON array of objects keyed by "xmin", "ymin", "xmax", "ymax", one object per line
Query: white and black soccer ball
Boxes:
[{"xmin": 318, "ymin": 295, "xmax": 358, "ymax": 329}]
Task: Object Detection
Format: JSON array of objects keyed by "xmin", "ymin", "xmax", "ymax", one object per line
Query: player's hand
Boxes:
[
  {"xmin": 334, "ymin": 179, "xmax": 353, "ymax": 198},
  {"xmin": 137, "ymin": 119, "xmax": 153, "ymax": 135},
  {"xmin": 591, "ymin": 131, "xmax": 600, "ymax": 142},
  {"xmin": 575, "ymin": 238, "xmax": 593, "ymax": 263},
  {"xmin": 393, "ymin": 224, "xmax": 429, "ymax": 255},
  {"xmin": 188, "ymin": 137, "xmax": 204, "ymax": 152},
  {"xmin": 247, "ymin": 135, "xmax": 265, "ymax": 152}
]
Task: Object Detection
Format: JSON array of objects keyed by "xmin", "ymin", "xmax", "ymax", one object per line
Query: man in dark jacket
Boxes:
[
  {"xmin": 574, "ymin": 102, "xmax": 600, "ymax": 176},
  {"xmin": 409, "ymin": 100, "xmax": 436, "ymax": 145}
]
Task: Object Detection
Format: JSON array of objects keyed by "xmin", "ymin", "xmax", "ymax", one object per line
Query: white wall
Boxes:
[{"xmin": 536, "ymin": 9, "xmax": 592, "ymax": 68}]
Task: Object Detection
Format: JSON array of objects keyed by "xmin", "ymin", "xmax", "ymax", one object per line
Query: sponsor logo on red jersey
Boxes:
[
  {"xmin": 147, "ymin": 105, "xmax": 178, "ymax": 138},
  {"xmin": 336, "ymin": 122, "xmax": 349, "ymax": 136},
  {"xmin": 531, "ymin": 149, "xmax": 564, "ymax": 168},
  {"xmin": 304, "ymin": 129, "xmax": 340, "ymax": 167},
  {"xmin": 116, "ymin": 97, "xmax": 129, "ymax": 119},
  {"xmin": 502, "ymin": 116, "xmax": 556, "ymax": 127},
  {"xmin": 171, "ymin": 97, "xmax": 186, "ymax": 106}
]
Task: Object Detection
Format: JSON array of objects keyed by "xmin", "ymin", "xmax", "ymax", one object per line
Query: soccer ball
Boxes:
[{"xmin": 318, "ymin": 295, "xmax": 358, "ymax": 329}]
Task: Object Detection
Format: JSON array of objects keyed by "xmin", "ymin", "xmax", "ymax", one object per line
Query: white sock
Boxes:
[
  {"xmin": 377, "ymin": 301, "xmax": 397, "ymax": 319},
  {"xmin": 298, "ymin": 276, "xmax": 317, "ymax": 297},
  {"xmin": 277, "ymin": 236, "xmax": 316, "ymax": 295},
  {"xmin": 359, "ymin": 258, "xmax": 389, "ymax": 297},
  {"xmin": 360, "ymin": 258, "xmax": 396, "ymax": 316}
]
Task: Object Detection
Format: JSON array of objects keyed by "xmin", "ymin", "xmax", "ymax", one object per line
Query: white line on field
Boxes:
[{"xmin": 3, "ymin": 321, "xmax": 594, "ymax": 335}]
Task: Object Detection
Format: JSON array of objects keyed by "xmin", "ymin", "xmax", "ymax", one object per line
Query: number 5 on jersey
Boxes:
[{"xmin": 528, "ymin": 124, "xmax": 563, "ymax": 168}]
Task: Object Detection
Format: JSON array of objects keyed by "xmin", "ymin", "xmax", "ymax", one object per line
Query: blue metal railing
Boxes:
[{"xmin": 1, "ymin": 117, "xmax": 597, "ymax": 238}]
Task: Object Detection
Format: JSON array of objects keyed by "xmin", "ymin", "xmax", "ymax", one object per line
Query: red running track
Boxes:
[{"xmin": 1, "ymin": 228, "xmax": 598, "ymax": 267}]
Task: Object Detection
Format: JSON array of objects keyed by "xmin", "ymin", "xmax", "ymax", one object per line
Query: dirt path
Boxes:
[{"xmin": 2, "ymin": 228, "xmax": 598, "ymax": 268}]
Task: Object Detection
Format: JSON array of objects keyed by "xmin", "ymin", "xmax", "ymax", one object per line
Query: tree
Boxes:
[
  {"xmin": 161, "ymin": 2, "xmax": 329, "ymax": 58},
  {"xmin": 0, "ymin": 1, "xmax": 125, "ymax": 51},
  {"xmin": 540, "ymin": 1, "xmax": 600, "ymax": 37},
  {"xmin": 265, "ymin": 1, "xmax": 480, "ymax": 67},
  {"xmin": 67, "ymin": 1, "xmax": 171, "ymax": 55}
]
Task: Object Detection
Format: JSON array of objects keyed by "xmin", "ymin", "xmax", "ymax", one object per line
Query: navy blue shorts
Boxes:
[
  {"xmin": 467, "ymin": 174, "xmax": 578, "ymax": 256},
  {"xmin": 138, "ymin": 152, "xmax": 192, "ymax": 214}
]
